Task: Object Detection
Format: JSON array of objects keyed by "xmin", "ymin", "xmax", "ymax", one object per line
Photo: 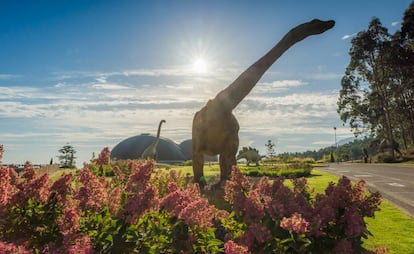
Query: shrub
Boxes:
[
  {"xmin": 241, "ymin": 167, "xmax": 312, "ymax": 178},
  {"xmin": 0, "ymin": 145, "xmax": 385, "ymax": 253}
]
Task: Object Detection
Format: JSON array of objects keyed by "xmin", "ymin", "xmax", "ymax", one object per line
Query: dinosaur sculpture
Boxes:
[
  {"xmin": 237, "ymin": 147, "xmax": 264, "ymax": 166},
  {"xmin": 141, "ymin": 119, "xmax": 166, "ymax": 160},
  {"xmin": 192, "ymin": 19, "xmax": 335, "ymax": 186},
  {"xmin": 370, "ymin": 138, "xmax": 403, "ymax": 157}
]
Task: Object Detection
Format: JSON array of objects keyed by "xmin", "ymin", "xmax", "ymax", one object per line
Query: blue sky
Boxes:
[{"xmin": 0, "ymin": 1, "xmax": 411, "ymax": 166}]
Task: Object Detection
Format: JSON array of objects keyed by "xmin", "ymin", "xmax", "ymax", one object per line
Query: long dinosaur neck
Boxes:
[
  {"xmin": 155, "ymin": 120, "xmax": 166, "ymax": 141},
  {"xmin": 214, "ymin": 19, "xmax": 335, "ymax": 111}
]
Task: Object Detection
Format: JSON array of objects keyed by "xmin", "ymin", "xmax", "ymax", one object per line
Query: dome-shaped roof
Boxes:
[
  {"xmin": 179, "ymin": 139, "xmax": 192, "ymax": 159},
  {"xmin": 111, "ymin": 134, "xmax": 187, "ymax": 163},
  {"xmin": 178, "ymin": 139, "xmax": 218, "ymax": 162}
]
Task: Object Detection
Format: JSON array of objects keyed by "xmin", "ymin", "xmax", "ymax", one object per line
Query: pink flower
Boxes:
[
  {"xmin": 112, "ymin": 165, "xmax": 125, "ymax": 183},
  {"xmin": 65, "ymin": 235, "xmax": 94, "ymax": 254},
  {"xmin": 21, "ymin": 161, "xmax": 36, "ymax": 180},
  {"xmin": 373, "ymin": 246, "xmax": 390, "ymax": 254},
  {"xmin": 261, "ymin": 177, "xmax": 311, "ymax": 220},
  {"xmin": 76, "ymin": 168, "xmax": 108, "ymax": 212},
  {"xmin": 96, "ymin": 147, "xmax": 111, "ymax": 166},
  {"xmin": 125, "ymin": 161, "xmax": 154, "ymax": 193},
  {"xmin": 121, "ymin": 161, "xmax": 159, "ymax": 224},
  {"xmin": 58, "ymin": 200, "xmax": 81, "ymax": 237},
  {"xmin": 280, "ymin": 212, "xmax": 310, "ymax": 234},
  {"xmin": 161, "ymin": 183, "xmax": 226, "ymax": 229},
  {"xmin": 0, "ymin": 241, "xmax": 31, "ymax": 254},
  {"xmin": 224, "ymin": 240, "xmax": 250, "ymax": 254},
  {"xmin": 224, "ymin": 167, "xmax": 251, "ymax": 216},
  {"xmin": 123, "ymin": 185, "xmax": 159, "ymax": 224},
  {"xmin": 239, "ymin": 222, "xmax": 271, "ymax": 250},
  {"xmin": 108, "ymin": 185, "xmax": 123, "ymax": 216},
  {"xmin": 225, "ymin": 167, "xmax": 251, "ymax": 203},
  {"xmin": 7, "ymin": 166, "xmax": 19, "ymax": 186},
  {"xmin": 0, "ymin": 168, "xmax": 14, "ymax": 207},
  {"xmin": 178, "ymin": 198, "xmax": 216, "ymax": 228},
  {"xmin": 11, "ymin": 173, "xmax": 51, "ymax": 205},
  {"xmin": 312, "ymin": 176, "xmax": 381, "ymax": 240},
  {"xmin": 243, "ymin": 188, "xmax": 265, "ymax": 222}
]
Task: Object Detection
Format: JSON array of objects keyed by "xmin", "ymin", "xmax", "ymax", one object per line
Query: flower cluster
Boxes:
[
  {"xmin": 0, "ymin": 241, "xmax": 30, "ymax": 254},
  {"xmin": 9, "ymin": 163, "xmax": 50, "ymax": 206},
  {"xmin": 280, "ymin": 212, "xmax": 310, "ymax": 234},
  {"xmin": 161, "ymin": 182, "xmax": 227, "ymax": 229},
  {"xmin": 122, "ymin": 160, "xmax": 159, "ymax": 224},
  {"xmin": 50, "ymin": 172, "xmax": 74, "ymax": 203},
  {"xmin": 224, "ymin": 240, "xmax": 250, "ymax": 254},
  {"xmin": 95, "ymin": 147, "xmax": 111, "ymax": 166},
  {"xmin": 76, "ymin": 168, "xmax": 108, "ymax": 212}
]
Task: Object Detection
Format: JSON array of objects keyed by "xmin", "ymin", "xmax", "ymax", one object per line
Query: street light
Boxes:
[{"xmin": 333, "ymin": 127, "xmax": 337, "ymax": 162}]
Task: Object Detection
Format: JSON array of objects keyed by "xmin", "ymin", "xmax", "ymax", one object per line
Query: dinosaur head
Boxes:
[{"xmin": 302, "ymin": 19, "xmax": 335, "ymax": 35}]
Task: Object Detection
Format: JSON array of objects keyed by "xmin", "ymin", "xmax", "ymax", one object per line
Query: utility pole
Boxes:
[{"xmin": 334, "ymin": 127, "xmax": 338, "ymax": 163}]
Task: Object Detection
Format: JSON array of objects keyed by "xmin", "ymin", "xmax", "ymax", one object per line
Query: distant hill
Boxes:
[
  {"xmin": 285, "ymin": 136, "xmax": 373, "ymax": 161},
  {"xmin": 337, "ymin": 137, "xmax": 358, "ymax": 146}
]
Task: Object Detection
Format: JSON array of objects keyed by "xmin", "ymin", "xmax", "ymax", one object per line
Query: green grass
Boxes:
[
  {"xmin": 169, "ymin": 164, "xmax": 221, "ymax": 180},
  {"xmin": 364, "ymin": 200, "xmax": 414, "ymax": 254},
  {"xmin": 48, "ymin": 168, "xmax": 79, "ymax": 181}
]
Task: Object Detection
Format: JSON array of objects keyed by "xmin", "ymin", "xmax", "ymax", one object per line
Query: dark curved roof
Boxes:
[
  {"xmin": 111, "ymin": 134, "xmax": 189, "ymax": 162},
  {"xmin": 179, "ymin": 139, "xmax": 218, "ymax": 162},
  {"xmin": 179, "ymin": 139, "xmax": 192, "ymax": 159}
]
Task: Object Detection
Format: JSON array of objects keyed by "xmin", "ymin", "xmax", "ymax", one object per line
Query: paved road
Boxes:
[{"xmin": 320, "ymin": 163, "xmax": 414, "ymax": 217}]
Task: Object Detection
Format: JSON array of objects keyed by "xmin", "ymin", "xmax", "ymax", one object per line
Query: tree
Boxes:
[
  {"xmin": 397, "ymin": 0, "xmax": 414, "ymax": 147},
  {"xmin": 338, "ymin": 2, "xmax": 414, "ymax": 158},
  {"xmin": 57, "ymin": 144, "xmax": 77, "ymax": 168},
  {"xmin": 338, "ymin": 17, "xmax": 397, "ymax": 159},
  {"xmin": 265, "ymin": 140, "xmax": 276, "ymax": 158}
]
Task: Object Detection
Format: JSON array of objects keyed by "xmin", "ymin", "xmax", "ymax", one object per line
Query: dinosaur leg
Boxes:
[
  {"xmin": 193, "ymin": 151, "xmax": 205, "ymax": 186},
  {"xmin": 219, "ymin": 140, "xmax": 239, "ymax": 184}
]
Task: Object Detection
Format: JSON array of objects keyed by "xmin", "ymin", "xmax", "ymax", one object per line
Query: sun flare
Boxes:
[{"xmin": 192, "ymin": 57, "xmax": 209, "ymax": 74}]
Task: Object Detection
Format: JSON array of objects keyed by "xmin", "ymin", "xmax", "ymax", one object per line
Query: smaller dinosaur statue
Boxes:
[
  {"xmin": 141, "ymin": 120, "xmax": 166, "ymax": 160},
  {"xmin": 237, "ymin": 147, "xmax": 264, "ymax": 166},
  {"xmin": 370, "ymin": 138, "xmax": 402, "ymax": 157}
]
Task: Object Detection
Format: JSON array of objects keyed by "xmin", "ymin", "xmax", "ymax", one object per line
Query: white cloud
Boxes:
[
  {"xmin": 0, "ymin": 74, "xmax": 20, "ymax": 80},
  {"xmin": 254, "ymin": 80, "xmax": 307, "ymax": 94},
  {"xmin": 95, "ymin": 76, "xmax": 107, "ymax": 83},
  {"xmin": 91, "ymin": 83, "xmax": 130, "ymax": 90},
  {"xmin": 1, "ymin": 64, "xmax": 348, "ymax": 165},
  {"xmin": 309, "ymin": 72, "xmax": 342, "ymax": 80},
  {"xmin": 341, "ymin": 33, "xmax": 357, "ymax": 40},
  {"xmin": 391, "ymin": 21, "xmax": 399, "ymax": 27}
]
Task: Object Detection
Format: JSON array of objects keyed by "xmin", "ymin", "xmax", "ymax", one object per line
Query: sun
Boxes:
[{"xmin": 192, "ymin": 57, "xmax": 209, "ymax": 74}]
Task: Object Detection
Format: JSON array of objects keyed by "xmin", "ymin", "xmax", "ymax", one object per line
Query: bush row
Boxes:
[{"xmin": 0, "ymin": 146, "xmax": 386, "ymax": 253}]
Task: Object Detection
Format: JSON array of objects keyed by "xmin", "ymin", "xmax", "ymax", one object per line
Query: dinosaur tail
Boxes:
[{"xmin": 214, "ymin": 19, "xmax": 335, "ymax": 111}]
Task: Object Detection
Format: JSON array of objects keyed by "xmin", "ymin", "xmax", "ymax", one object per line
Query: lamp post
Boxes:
[{"xmin": 333, "ymin": 127, "xmax": 337, "ymax": 163}]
